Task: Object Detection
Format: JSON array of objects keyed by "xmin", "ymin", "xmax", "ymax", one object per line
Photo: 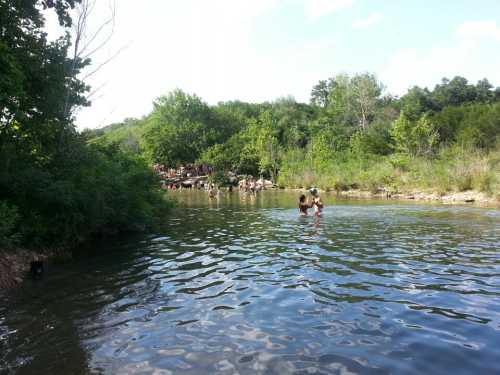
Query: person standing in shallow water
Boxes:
[
  {"xmin": 309, "ymin": 188, "xmax": 324, "ymax": 216},
  {"xmin": 299, "ymin": 194, "xmax": 311, "ymax": 216}
]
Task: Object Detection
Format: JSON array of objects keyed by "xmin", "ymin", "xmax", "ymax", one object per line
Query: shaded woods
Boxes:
[
  {"xmin": 88, "ymin": 76, "xmax": 500, "ymax": 198},
  {"xmin": 0, "ymin": 1, "xmax": 170, "ymax": 251}
]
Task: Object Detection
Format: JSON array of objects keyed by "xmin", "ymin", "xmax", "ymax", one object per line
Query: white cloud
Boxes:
[
  {"xmin": 303, "ymin": 0, "xmax": 355, "ymax": 20},
  {"xmin": 456, "ymin": 20, "xmax": 500, "ymax": 41},
  {"xmin": 65, "ymin": 0, "xmax": 284, "ymax": 128},
  {"xmin": 380, "ymin": 20, "xmax": 500, "ymax": 96},
  {"xmin": 352, "ymin": 12, "xmax": 382, "ymax": 29},
  {"xmin": 44, "ymin": 1, "xmax": 500, "ymax": 129}
]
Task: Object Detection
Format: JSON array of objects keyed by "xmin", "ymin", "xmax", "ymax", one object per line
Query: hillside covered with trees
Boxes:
[{"xmin": 88, "ymin": 74, "xmax": 500, "ymax": 197}]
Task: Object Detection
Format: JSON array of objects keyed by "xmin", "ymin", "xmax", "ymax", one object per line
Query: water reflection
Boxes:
[{"xmin": 1, "ymin": 191, "xmax": 500, "ymax": 374}]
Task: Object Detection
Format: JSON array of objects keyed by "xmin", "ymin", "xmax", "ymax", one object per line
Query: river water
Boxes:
[{"xmin": 1, "ymin": 191, "xmax": 499, "ymax": 375}]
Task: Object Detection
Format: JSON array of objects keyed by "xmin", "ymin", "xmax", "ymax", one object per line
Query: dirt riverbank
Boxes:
[{"xmin": 0, "ymin": 247, "xmax": 70, "ymax": 291}]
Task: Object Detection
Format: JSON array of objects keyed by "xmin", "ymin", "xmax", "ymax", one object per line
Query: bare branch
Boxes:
[
  {"xmin": 81, "ymin": 43, "xmax": 130, "ymax": 81},
  {"xmin": 64, "ymin": 0, "xmax": 120, "ymax": 118},
  {"xmin": 79, "ymin": 1, "xmax": 116, "ymax": 59},
  {"xmin": 86, "ymin": 81, "xmax": 108, "ymax": 101},
  {"xmin": 98, "ymin": 106, "xmax": 117, "ymax": 128}
]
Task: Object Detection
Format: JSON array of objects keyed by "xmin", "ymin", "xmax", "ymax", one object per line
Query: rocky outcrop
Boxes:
[{"xmin": 337, "ymin": 189, "xmax": 498, "ymax": 206}]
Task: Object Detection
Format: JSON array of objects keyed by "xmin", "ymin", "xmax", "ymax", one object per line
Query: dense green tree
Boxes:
[
  {"xmin": 312, "ymin": 73, "xmax": 383, "ymax": 137},
  {"xmin": 391, "ymin": 113, "xmax": 439, "ymax": 158},
  {"xmin": 320, "ymin": 73, "xmax": 355, "ymax": 127},
  {"xmin": 243, "ymin": 111, "xmax": 281, "ymax": 179},
  {"xmin": 350, "ymin": 121, "xmax": 393, "ymax": 156},
  {"xmin": 271, "ymin": 97, "xmax": 314, "ymax": 149},
  {"xmin": 0, "ymin": 1, "xmax": 170, "ymax": 248},
  {"xmin": 432, "ymin": 76, "xmax": 476, "ymax": 108},
  {"xmin": 144, "ymin": 90, "xmax": 242, "ymax": 166},
  {"xmin": 350, "ymin": 73, "xmax": 383, "ymax": 130},
  {"xmin": 475, "ymin": 79, "xmax": 495, "ymax": 103},
  {"xmin": 399, "ymin": 86, "xmax": 436, "ymax": 121},
  {"xmin": 310, "ymin": 78, "xmax": 334, "ymax": 108}
]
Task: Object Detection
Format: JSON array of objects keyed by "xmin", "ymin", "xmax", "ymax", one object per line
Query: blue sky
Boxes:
[{"xmin": 45, "ymin": 0, "xmax": 500, "ymax": 128}]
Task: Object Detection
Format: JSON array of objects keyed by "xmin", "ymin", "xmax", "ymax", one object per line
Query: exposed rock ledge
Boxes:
[{"xmin": 337, "ymin": 189, "xmax": 498, "ymax": 206}]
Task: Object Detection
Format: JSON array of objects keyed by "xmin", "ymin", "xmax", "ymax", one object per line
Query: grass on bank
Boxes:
[{"xmin": 278, "ymin": 146, "xmax": 500, "ymax": 198}]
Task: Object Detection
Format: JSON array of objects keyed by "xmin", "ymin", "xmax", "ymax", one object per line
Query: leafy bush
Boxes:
[
  {"xmin": 0, "ymin": 201, "xmax": 20, "ymax": 248},
  {"xmin": 1, "ymin": 137, "xmax": 172, "ymax": 247},
  {"xmin": 391, "ymin": 113, "xmax": 439, "ymax": 158},
  {"xmin": 208, "ymin": 171, "xmax": 230, "ymax": 186}
]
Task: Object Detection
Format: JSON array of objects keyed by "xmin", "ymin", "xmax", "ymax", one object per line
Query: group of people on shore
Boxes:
[
  {"xmin": 239, "ymin": 176, "xmax": 264, "ymax": 195},
  {"xmin": 299, "ymin": 188, "xmax": 324, "ymax": 216},
  {"xmin": 154, "ymin": 163, "xmax": 214, "ymax": 179}
]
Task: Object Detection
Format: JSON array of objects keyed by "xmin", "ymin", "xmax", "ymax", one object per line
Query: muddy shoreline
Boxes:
[{"xmin": 0, "ymin": 247, "xmax": 70, "ymax": 291}]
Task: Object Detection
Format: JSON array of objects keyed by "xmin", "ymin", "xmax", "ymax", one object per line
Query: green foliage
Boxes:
[
  {"xmin": 388, "ymin": 153, "xmax": 411, "ymax": 172},
  {"xmin": 399, "ymin": 76, "xmax": 499, "ymax": 121},
  {"xmin": 3, "ymin": 133, "xmax": 171, "ymax": 246},
  {"xmin": 315, "ymin": 73, "xmax": 384, "ymax": 131},
  {"xmin": 279, "ymin": 146, "xmax": 500, "ymax": 196},
  {"xmin": 142, "ymin": 90, "xmax": 243, "ymax": 166},
  {"xmin": 85, "ymin": 118, "xmax": 146, "ymax": 154},
  {"xmin": 390, "ymin": 113, "xmax": 439, "ymax": 158},
  {"xmin": 248, "ymin": 111, "xmax": 281, "ymax": 179},
  {"xmin": 0, "ymin": 1, "xmax": 171, "ymax": 249},
  {"xmin": 82, "ymin": 73, "xmax": 500, "ymax": 200},
  {"xmin": 0, "ymin": 202, "xmax": 20, "ymax": 248},
  {"xmin": 208, "ymin": 171, "xmax": 230, "ymax": 186},
  {"xmin": 430, "ymin": 102, "xmax": 500, "ymax": 149},
  {"xmin": 399, "ymin": 86, "xmax": 436, "ymax": 121},
  {"xmin": 310, "ymin": 79, "xmax": 332, "ymax": 108},
  {"xmin": 403, "ymin": 147, "xmax": 500, "ymax": 194},
  {"xmin": 350, "ymin": 121, "xmax": 393, "ymax": 157}
]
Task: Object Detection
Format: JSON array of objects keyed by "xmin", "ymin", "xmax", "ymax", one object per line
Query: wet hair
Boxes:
[{"xmin": 299, "ymin": 194, "xmax": 306, "ymax": 203}]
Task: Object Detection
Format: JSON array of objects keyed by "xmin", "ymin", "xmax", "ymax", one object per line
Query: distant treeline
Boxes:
[
  {"xmin": 86, "ymin": 74, "xmax": 500, "ymax": 195},
  {"xmin": 0, "ymin": 1, "xmax": 170, "ymax": 249}
]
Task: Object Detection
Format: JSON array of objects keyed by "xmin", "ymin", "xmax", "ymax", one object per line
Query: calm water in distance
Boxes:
[{"xmin": 1, "ymin": 191, "xmax": 500, "ymax": 374}]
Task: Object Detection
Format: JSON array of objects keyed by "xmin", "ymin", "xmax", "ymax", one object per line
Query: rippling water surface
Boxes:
[{"xmin": 1, "ymin": 191, "xmax": 500, "ymax": 375}]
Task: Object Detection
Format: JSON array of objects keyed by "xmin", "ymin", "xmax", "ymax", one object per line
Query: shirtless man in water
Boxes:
[{"xmin": 309, "ymin": 188, "xmax": 324, "ymax": 216}]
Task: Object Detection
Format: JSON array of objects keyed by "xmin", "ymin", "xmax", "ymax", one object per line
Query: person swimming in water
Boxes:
[
  {"xmin": 208, "ymin": 183, "xmax": 217, "ymax": 199},
  {"xmin": 309, "ymin": 188, "xmax": 324, "ymax": 216},
  {"xmin": 298, "ymin": 194, "xmax": 311, "ymax": 216}
]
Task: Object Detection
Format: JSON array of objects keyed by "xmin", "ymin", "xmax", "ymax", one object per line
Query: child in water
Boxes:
[
  {"xmin": 298, "ymin": 194, "xmax": 311, "ymax": 216},
  {"xmin": 208, "ymin": 184, "xmax": 217, "ymax": 199},
  {"xmin": 309, "ymin": 188, "xmax": 324, "ymax": 216}
]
